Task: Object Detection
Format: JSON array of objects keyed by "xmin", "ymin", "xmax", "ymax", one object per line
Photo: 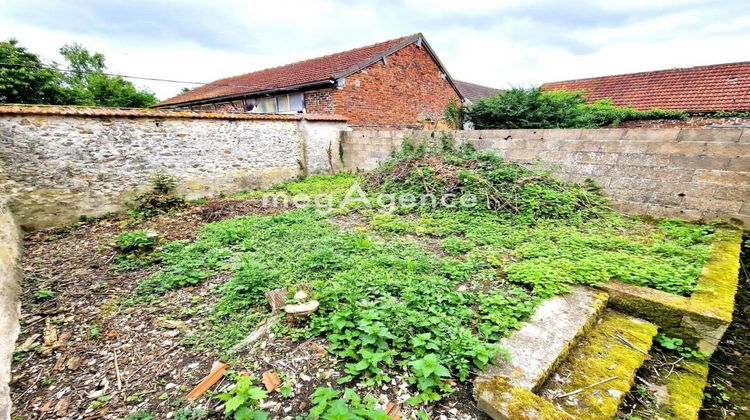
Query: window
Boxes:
[
  {"xmin": 258, "ymin": 97, "xmax": 277, "ymax": 113},
  {"xmin": 249, "ymin": 93, "xmax": 304, "ymax": 114}
]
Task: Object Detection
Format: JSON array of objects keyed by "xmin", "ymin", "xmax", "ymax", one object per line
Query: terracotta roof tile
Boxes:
[
  {"xmin": 541, "ymin": 62, "xmax": 750, "ymax": 112},
  {"xmin": 0, "ymin": 104, "xmax": 347, "ymax": 121},
  {"xmin": 157, "ymin": 34, "xmax": 421, "ymax": 107}
]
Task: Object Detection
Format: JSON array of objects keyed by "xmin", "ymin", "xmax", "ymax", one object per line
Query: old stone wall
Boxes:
[
  {"xmin": 0, "ymin": 106, "xmax": 347, "ymax": 230},
  {"xmin": 0, "ymin": 201, "xmax": 21, "ymax": 419},
  {"xmin": 341, "ymin": 128, "xmax": 750, "ymax": 226}
]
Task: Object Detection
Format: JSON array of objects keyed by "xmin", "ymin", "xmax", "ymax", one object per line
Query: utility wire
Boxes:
[{"xmin": 0, "ymin": 61, "xmax": 207, "ymax": 85}]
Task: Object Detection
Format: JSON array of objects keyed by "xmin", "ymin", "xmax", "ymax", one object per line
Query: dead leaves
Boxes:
[{"xmin": 262, "ymin": 370, "xmax": 281, "ymax": 392}]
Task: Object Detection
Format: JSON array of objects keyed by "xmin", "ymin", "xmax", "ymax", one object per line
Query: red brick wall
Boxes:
[
  {"xmin": 330, "ymin": 42, "xmax": 460, "ymax": 128},
  {"xmin": 172, "ymin": 42, "xmax": 460, "ymax": 127},
  {"xmin": 304, "ymin": 89, "xmax": 335, "ymax": 114}
]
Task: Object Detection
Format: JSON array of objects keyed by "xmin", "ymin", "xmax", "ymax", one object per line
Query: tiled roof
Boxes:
[
  {"xmin": 158, "ymin": 33, "xmax": 445, "ymax": 107},
  {"xmin": 0, "ymin": 104, "xmax": 347, "ymax": 121},
  {"xmin": 541, "ymin": 62, "xmax": 750, "ymax": 112},
  {"xmin": 454, "ymin": 80, "xmax": 503, "ymax": 102}
]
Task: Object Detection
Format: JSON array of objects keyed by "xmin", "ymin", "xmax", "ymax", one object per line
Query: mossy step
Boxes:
[
  {"xmin": 654, "ymin": 358, "xmax": 709, "ymax": 420},
  {"xmin": 476, "ymin": 287, "xmax": 608, "ymax": 392},
  {"xmin": 537, "ymin": 309, "xmax": 658, "ymax": 419},
  {"xmin": 600, "ymin": 229, "xmax": 742, "ymax": 355}
]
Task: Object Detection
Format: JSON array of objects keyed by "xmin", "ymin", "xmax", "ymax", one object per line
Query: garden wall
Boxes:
[
  {"xmin": 0, "ymin": 202, "xmax": 21, "ymax": 419},
  {"xmin": 341, "ymin": 128, "xmax": 750, "ymax": 227},
  {"xmin": 0, "ymin": 105, "xmax": 347, "ymax": 230}
]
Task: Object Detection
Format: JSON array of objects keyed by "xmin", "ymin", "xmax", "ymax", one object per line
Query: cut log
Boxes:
[{"xmin": 265, "ymin": 288, "xmax": 287, "ymax": 313}]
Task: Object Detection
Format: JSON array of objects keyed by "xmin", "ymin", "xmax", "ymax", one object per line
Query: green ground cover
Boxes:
[{"xmin": 123, "ymin": 141, "xmax": 717, "ymax": 409}]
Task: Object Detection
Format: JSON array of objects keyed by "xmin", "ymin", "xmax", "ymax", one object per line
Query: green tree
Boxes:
[
  {"xmin": 0, "ymin": 39, "xmax": 157, "ymax": 107},
  {"xmin": 58, "ymin": 43, "xmax": 157, "ymax": 107},
  {"xmin": 0, "ymin": 39, "xmax": 67, "ymax": 104}
]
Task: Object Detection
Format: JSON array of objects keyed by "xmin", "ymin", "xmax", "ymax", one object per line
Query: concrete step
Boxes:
[
  {"xmin": 474, "ymin": 286, "xmax": 608, "ymax": 419},
  {"xmin": 537, "ymin": 309, "xmax": 658, "ymax": 419},
  {"xmin": 476, "ymin": 287, "xmax": 608, "ymax": 391}
]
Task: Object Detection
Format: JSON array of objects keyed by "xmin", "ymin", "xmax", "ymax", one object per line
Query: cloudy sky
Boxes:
[{"xmin": 2, "ymin": 0, "xmax": 749, "ymax": 100}]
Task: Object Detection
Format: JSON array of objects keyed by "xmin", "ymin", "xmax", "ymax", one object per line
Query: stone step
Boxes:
[
  {"xmin": 474, "ymin": 286, "xmax": 608, "ymax": 419},
  {"xmin": 537, "ymin": 309, "xmax": 658, "ymax": 419},
  {"xmin": 477, "ymin": 286, "xmax": 608, "ymax": 391}
]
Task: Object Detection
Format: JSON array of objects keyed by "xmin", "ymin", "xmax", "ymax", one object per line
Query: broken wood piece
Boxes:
[
  {"xmin": 386, "ymin": 401, "xmax": 401, "ymax": 419},
  {"xmin": 114, "ymin": 350, "xmax": 122, "ymax": 390},
  {"xmin": 233, "ymin": 315, "xmax": 279, "ymax": 350},
  {"xmin": 284, "ymin": 300, "xmax": 319, "ymax": 317},
  {"xmin": 185, "ymin": 362, "xmax": 228, "ymax": 400},
  {"xmin": 293, "ymin": 289, "xmax": 309, "ymax": 301},
  {"xmin": 265, "ymin": 288, "xmax": 287, "ymax": 313},
  {"xmin": 261, "ymin": 370, "xmax": 282, "ymax": 392}
]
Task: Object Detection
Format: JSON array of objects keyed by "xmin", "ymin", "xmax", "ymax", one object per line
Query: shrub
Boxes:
[
  {"xmin": 112, "ymin": 229, "xmax": 159, "ymax": 270},
  {"xmin": 129, "ymin": 173, "xmax": 185, "ymax": 219},
  {"xmin": 464, "ymin": 87, "xmax": 687, "ymax": 129}
]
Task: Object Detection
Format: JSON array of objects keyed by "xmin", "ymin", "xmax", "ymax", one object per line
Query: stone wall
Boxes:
[
  {"xmin": 0, "ymin": 106, "xmax": 347, "ymax": 230},
  {"xmin": 0, "ymin": 201, "xmax": 21, "ymax": 419},
  {"xmin": 341, "ymin": 128, "xmax": 750, "ymax": 227}
]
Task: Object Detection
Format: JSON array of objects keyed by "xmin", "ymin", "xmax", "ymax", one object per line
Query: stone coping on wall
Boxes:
[
  {"xmin": 599, "ymin": 228, "xmax": 743, "ymax": 354},
  {"xmin": 0, "ymin": 104, "xmax": 348, "ymax": 122},
  {"xmin": 344, "ymin": 127, "xmax": 749, "ymax": 142}
]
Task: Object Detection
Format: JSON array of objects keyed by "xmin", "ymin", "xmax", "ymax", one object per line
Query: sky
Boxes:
[{"xmin": 2, "ymin": 0, "xmax": 749, "ymax": 101}]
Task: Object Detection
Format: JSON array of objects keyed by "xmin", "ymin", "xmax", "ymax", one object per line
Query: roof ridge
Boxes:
[
  {"xmin": 206, "ymin": 33, "xmax": 421, "ymax": 87},
  {"xmin": 543, "ymin": 60, "xmax": 750, "ymax": 86}
]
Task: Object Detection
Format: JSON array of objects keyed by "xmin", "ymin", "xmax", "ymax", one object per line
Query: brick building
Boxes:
[{"xmin": 156, "ymin": 33, "xmax": 465, "ymax": 128}]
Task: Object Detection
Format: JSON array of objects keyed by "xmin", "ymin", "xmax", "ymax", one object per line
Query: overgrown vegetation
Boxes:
[
  {"xmin": 121, "ymin": 142, "xmax": 717, "ymax": 410},
  {"xmin": 128, "ymin": 173, "xmax": 185, "ymax": 220},
  {"xmin": 457, "ymin": 88, "xmax": 688, "ymax": 129},
  {"xmin": 365, "ymin": 139, "xmax": 608, "ymax": 224},
  {"xmin": 365, "ymin": 141, "xmax": 715, "ymax": 296},
  {"xmin": 112, "ymin": 229, "xmax": 159, "ymax": 270}
]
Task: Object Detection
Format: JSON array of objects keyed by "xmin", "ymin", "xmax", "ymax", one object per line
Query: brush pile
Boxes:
[{"xmin": 365, "ymin": 140, "xmax": 608, "ymax": 222}]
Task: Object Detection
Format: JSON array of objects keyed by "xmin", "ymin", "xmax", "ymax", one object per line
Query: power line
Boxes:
[{"xmin": 0, "ymin": 61, "xmax": 207, "ymax": 85}]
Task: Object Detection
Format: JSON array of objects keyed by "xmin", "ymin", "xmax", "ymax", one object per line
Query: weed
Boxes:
[
  {"xmin": 34, "ymin": 289, "xmax": 54, "ymax": 300},
  {"xmin": 213, "ymin": 375, "xmax": 268, "ymax": 419},
  {"xmin": 128, "ymin": 173, "xmax": 185, "ymax": 219},
  {"xmin": 654, "ymin": 333, "xmax": 709, "ymax": 361},
  {"xmin": 305, "ymin": 387, "xmax": 388, "ymax": 419},
  {"xmin": 406, "ymin": 354, "xmax": 453, "ymax": 405},
  {"xmin": 112, "ymin": 229, "xmax": 159, "ymax": 270},
  {"xmin": 171, "ymin": 408, "xmax": 208, "ymax": 420}
]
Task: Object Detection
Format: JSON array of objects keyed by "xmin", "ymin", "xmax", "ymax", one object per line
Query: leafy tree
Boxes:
[
  {"xmin": 58, "ymin": 43, "xmax": 157, "ymax": 107},
  {"xmin": 0, "ymin": 39, "xmax": 67, "ymax": 104},
  {"xmin": 0, "ymin": 39, "xmax": 157, "ymax": 107},
  {"xmin": 59, "ymin": 43, "xmax": 105, "ymax": 85}
]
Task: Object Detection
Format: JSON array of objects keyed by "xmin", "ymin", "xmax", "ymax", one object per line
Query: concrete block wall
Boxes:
[
  {"xmin": 341, "ymin": 128, "xmax": 750, "ymax": 227},
  {"xmin": 0, "ymin": 106, "xmax": 347, "ymax": 230}
]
